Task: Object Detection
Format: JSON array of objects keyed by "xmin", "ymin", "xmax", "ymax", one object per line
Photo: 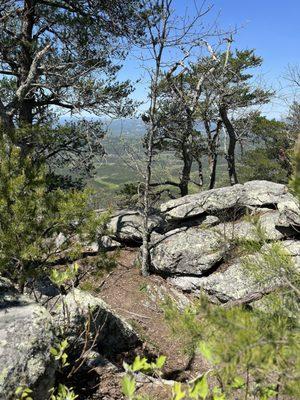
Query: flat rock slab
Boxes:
[
  {"xmin": 0, "ymin": 278, "xmax": 55, "ymax": 400},
  {"xmin": 160, "ymin": 181, "xmax": 291, "ymax": 222}
]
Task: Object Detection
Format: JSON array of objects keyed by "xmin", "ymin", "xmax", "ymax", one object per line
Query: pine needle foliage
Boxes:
[{"xmin": 0, "ymin": 130, "xmax": 106, "ymax": 288}]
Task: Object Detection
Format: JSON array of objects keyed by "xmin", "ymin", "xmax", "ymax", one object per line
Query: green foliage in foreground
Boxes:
[
  {"xmin": 122, "ymin": 220, "xmax": 300, "ymax": 400},
  {"xmin": 0, "ymin": 133, "xmax": 107, "ymax": 288},
  {"xmin": 162, "ymin": 238, "xmax": 300, "ymax": 399}
]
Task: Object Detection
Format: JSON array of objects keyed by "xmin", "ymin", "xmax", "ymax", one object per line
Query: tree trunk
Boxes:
[
  {"xmin": 141, "ymin": 145, "xmax": 153, "ymax": 276},
  {"xmin": 219, "ymin": 106, "xmax": 238, "ymax": 185},
  {"xmin": 198, "ymin": 159, "xmax": 203, "ymax": 187},
  {"xmin": 179, "ymin": 145, "xmax": 193, "ymax": 196},
  {"xmin": 209, "ymin": 153, "xmax": 218, "ymax": 189}
]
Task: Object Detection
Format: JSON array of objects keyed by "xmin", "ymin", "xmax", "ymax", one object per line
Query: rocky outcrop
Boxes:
[
  {"xmin": 1, "ymin": 279, "xmax": 141, "ymax": 399},
  {"xmin": 152, "ymin": 181, "xmax": 300, "ymax": 304},
  {"xmin": 0, "ymin": 278, "xmax": 55, "ymax": 400}
]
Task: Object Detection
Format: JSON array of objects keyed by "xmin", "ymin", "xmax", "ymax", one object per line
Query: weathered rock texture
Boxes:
[
  {"xmin": 0, "ymin": 278, "xmax": 55, "ymax": 400},
  {"xmin": 151, "ymin": 181, "xmax": 300, "ymax": 303},
  {"xmin": 106, "ymin": 210, "xmax": 164, "ymax": 245},
  {"xmin": 0, "ymin": 281, "xmax": 140, "ymax": 399},
  {"xmin": 51, "ymin": 288, "xmax": 140, "ymax": 355}
]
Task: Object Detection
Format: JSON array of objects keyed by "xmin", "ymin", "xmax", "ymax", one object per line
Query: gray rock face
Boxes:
[
  {"xmin": 213, "ymin": 210, "xmax": 285, "ymax": 242},
  {"xmin": 51, "ymin": 289, "xmax": 140, "ymax": 355},
  {"xmin": 277, "ymin": 195, "xmax": 300, "ymax": 230},
  {"xmin": 0, "ymin": 278, "xmax": 55, "ymax": 400},
  {"xmin": 160, "ymin": 181, "xmax": 290, "ymax": 222},
  {"xmin": 151, "ymin": 227, "xmax": 230, "ymax": 276},
  {"xmin": 161, "ymin": 184, "xmax": 243, "ymax": 221},
  {"xmin": 240, "ymin": 180, "xmax": 288, "ymax": 207},
  {"xmin": 169, "ymin": 261, "xmax": 258, "ymax": 302},
  {"xmin": 170, "ymin": 239, "xmax": 300, "ymax": 302},
  {"xmin": 154, "ymin": 181, "xmax": 300, "ymax": 303},
  {"xmin": 107, "ymin": 210, "xmax": 163, "ymax": 244}
]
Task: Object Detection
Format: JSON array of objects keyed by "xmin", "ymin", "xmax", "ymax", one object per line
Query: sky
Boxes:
[{"xmin": 119, "ymin": 0, "xmax": 300, "ymax": 119}]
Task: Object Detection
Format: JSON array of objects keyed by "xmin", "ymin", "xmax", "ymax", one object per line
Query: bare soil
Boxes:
[{"xmin": 78, "ymin": 248, "xmax": 208, "ymax": 399}]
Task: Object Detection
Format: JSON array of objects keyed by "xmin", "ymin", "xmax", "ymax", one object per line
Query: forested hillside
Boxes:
[{"xmin": 0, "ymin": 1, "xmax": 299, "ymax": 400}]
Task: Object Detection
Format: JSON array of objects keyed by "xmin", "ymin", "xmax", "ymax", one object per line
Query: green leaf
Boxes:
[
  {"xmin": 231, "ymin": 376, "xmax": 245, "ymax": 389},
  {"xmin": 198, "ymin": 341, "xmax": 213, "ymax": 362},
  {"xmin": 132, "ymin": 356, "xmax": 150, "ymax": 372},
  {"xmin": 212, "ymin": 387, "xmax": 226, "ymax": 400},
  {"xmin": 172, "ymin": 382, "xmax": 186, "ymax": 400},
  {"xmin": 156, "ymin": 355, "xmax": 167, "ymax": 369},
  {"xmin": 122, "ymin": 375, "xmax": 136, "ymax": 399},
  {"xmin": 50, "ymin": 347, "xmax": 58, "ymax": 356},
  {"xmin": 189, "ymin": 374, "xmax": 209, "ymax": 399},
  {"xmin": 15, "ymin": 387, "xmax": 23, "ymax": 395}
]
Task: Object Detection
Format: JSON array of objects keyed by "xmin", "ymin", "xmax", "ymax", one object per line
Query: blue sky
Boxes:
[{"xmin": 119, "ymin": 0, "xmax": 300, "ymax": 118}]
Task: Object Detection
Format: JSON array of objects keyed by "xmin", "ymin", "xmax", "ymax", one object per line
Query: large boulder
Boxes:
[
  {"xmin": 51, "ymin": 289, "xmax": 140, "ymax": 355},
  {"xmin": 150, "ymin": 209, "xmax": 291, "ymax": 277},
  {"xmin": 150, "ymin": 227, "xmax": 230, "ymax": 276},
  {"xmin": 277, "ymin": 195, "xmax": 300, "ymax": 231},
  {"xmin": 107, "ymin": 210, "xmax": 164, "ymax": 245},
  {"xmin": 0, "ymin": 278, "xmax": 55, "ymax": 400},
  {"xmin": 160, "ymin": 181, "xmax": 292, "ymax": 223},
  {"xmin": 213, "ymin": 210, "xmax": 286, "ymax": 242},
  {"xmin": 240, "ymin": 180, "xmax": 289, "ymax": 207}
]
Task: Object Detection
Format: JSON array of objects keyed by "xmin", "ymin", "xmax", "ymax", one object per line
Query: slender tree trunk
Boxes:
[
  {"xmin": 198, "ymin": 159, "xmax": 203, "ymax": 187},
  {"xmin": 209, "ymin": 153, "xmax": 218, "ymax": 189},
  {"xmin": 141, "ymin": 140, "xmax": 153, "ymax": 276},
  {"xmin": 179, "ymin": 144, "xmax": 193, "ymax": 196},
  {"xmin": 219, "ymin": 106, "xmax": 238, "ymax": 185}
]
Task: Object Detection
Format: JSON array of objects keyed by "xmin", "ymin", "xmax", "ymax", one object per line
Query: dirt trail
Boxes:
[{"xmin": 79, "ymin": 249, "xmax": 207, "ymax": 399}]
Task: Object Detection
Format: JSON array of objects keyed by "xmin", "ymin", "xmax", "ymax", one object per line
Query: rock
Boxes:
[
  {"xmin": 161, "ymin": 184, "xmax": 243, "ymax": 221},
  {"xmin": 50, "ymin": 289, "xmax": 140, "ymax": 355},
  {"xmin": 82, "ymin": 350, "xmax": 118, "ymax": 371},
  {"xmin": 240, "ymin": 180, "xmax": 288, "ymax": 207},
  {"xmin": 24, "ymin": 276, "xmax": 60, "ymax": 303},
  {"xmin": 264, "ymin": 240, "xmax": 300, "ymax": 269},
  {"xmin": 277, "ymin": 195, "xmax": 300, "ymax": 231},
  {"xmin": 150, "ymin": 227, "xmax": 230, "ymax": 276},
  {"xmin": 169, "ymin": 260, "xmax": 261, "ymax": 302},
  {"xmin": 170, "ymin": 240, "xmax": 300, "ymax": 302},
  {"xmin": 0, "ymin": 278, "xmax": 55, "ymax": 400},
  {"xmin": 100, "ymin": 235, "xmax": 123, "ymax": 250},
  {"xmin": 160, "ymin": 181, "xmax": 292, "ymax": 222},
  {"xmin": 107, "ymin": 210, "xmax": 164, "ymax": 244},
  {"xmin": 213, "ymin": 210, "xmax": 285, "ymax": 241}
]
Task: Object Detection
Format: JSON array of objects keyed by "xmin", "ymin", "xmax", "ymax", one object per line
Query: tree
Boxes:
[
  {"xmin": 0, "ymin": 128, "xmax": 105, "ymax": 291},
  {"xmin": 204, "ymin": 49, "xmax": 272, "ymax": 185},
  {"xmin": 154, "ymin": 42, "xmax": 221, "ymax": 196},
  {"xmin": 139, "ymin": 0, "xmax": 217, "ymax": 273},
  {"xmin": 197, "ymin": 81, "xmax": 223, "ymax": 189},
  {"xmin": 0, "ymin": 0, "xmax": 146, "ymax": 181},
  {"xmin": 153, "ymin": 96, "xmax": 206, "ymax": 196},
  {"xmin": 140, "ymin": 0, "xmax": 172, "ymax": 276},
  {"xmin": 239, "ymin": 114, "xmax": 296, "ymax": 183}
]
